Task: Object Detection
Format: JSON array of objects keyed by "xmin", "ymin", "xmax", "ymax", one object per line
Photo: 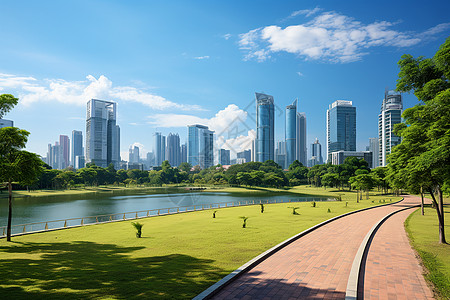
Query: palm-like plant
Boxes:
[
  {"xmin": 131, "ymin": 222, "xmax": 144, "ymax": 238},
  {"xmin": 260, "ymin": 203, "xmax": 264, "ymax": 213},
  {"xmin": 288, "ymin": 206, "xmax": 300, "ymax": 215},
  {"xmin": 212, "ymin": 210, "xmax": 218, "ymax": 218},
  {"xmin": 239, "ymin": 216, "xmax": 249, "ymax": 228}
]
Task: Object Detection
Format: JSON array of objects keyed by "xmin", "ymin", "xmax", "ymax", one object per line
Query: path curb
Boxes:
[
  {"xmin": 194, "ymin": 198, "xmax": 404, "ymax": 300},
  {"xmin": 344, "ymin": 202, "xmax": 419, "ymax": 300}
]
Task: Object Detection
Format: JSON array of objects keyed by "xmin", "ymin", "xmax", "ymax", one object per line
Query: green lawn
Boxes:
[
  {"xmin": 405, "ymin": 203, "xmax": 450, "ymax": 299},
  {"xmin": 0, "ymin": 189, "xmax": 398, "ymax": 299}
]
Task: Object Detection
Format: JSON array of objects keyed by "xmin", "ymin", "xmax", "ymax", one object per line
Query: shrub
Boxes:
[
  {"xmin": 131, "ymin": 222, "xmax": 144, "ymax": 238},
  {"xmin": 239, "ymin": 216, "xmax": 249, "ymax": 228},
  {"xmin": 212, "ymin": 210, "xmax": 218, "ymax": 218},
  {"xmin": 288, "ymin": 206, "xmax": 300, "ymax": 215},
  {"xmin": 260, "ymin": 203, "xmax": 264, "ymax": 213}
]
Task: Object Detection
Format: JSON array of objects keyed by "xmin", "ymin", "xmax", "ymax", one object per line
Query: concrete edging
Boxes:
[
  {"xmin": 194, "ymin": 198, "xmax": 404, "ymax": 300},
  {"xmin": 344, "ymin": 202, "xmax": 419, "ymax": 300}
]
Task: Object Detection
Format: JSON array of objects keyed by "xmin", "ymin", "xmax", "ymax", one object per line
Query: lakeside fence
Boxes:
[{"xmin": 1, "ymin": 197, "xmax": 334, "ymax": 238}]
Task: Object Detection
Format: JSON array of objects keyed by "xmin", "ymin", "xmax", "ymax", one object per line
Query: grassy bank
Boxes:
[
  {"xmin": 405, "ymin": 203, "xmax": 450, "ymax": 299},
  {"xmin": 0, "ymin": 189, "xmax": 399, "ymax": 299}
]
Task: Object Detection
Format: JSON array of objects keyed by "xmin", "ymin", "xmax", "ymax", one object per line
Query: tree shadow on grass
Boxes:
[{"xmin": 0, "ymin": 241, "xmax": 225, "ymax": 299}]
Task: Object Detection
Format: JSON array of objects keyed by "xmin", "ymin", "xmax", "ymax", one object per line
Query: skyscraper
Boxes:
[
  {"xmin": 296, "ymin": 112, "xmax": 307, "ymax": 166},
  {"xmin": 326, "ymin": 100, "xmax": 356, "ymax": 162},
  {"xmin": 167, "ymin": 133, "xmax": 181, "ymax": 167},
  {"xmin": 71, "ymin": 130, "xmax": 83, "ymax": 168},
  {"xmin": 285, "ymin": 99, "xmax": 297, "ymax": 169},
  {"xmin": 154, "ymin": 132, "xmax": 166, "ymax": 166},
  {"xmin": 188, "ymin": 124, "xmax": 214, "ymax": 169},
  {"xmin": 237, "ymin": 150, "xmax": 251, "ymax": 163},
  {"xmin": 86, "ymin": 99, "xmax": 120, "ymax": 168},
  {"xmin": 308, "ymin": 138, "xmax": 323, "ymax": 167},
  {"xmin": 219, "ymin": 148, "xmax": 231, "ymax": 165},
  {"xmin": 378, "ymin": 90, "xmax": 403, "ymax": 167},
  {"xmin": 180, "ymin": 143, "xmax": 187, "ymax": 164},
  {"xmin": 128, "ymin": 145, "xmax": 140, "ymax": 163},
  {"xmin": 256, "ymin": 92, "xmax": 274, "ymax": 162},
  {"xmin": 0, "ymin": 119, "xmax": 13, "ymax": 128},
  {"xmin": 275, "ymin": 141, "xmax": 286, "ymax": 169},
  {"xmin": 59, "ymin": 135, "xmax": 70, "ymax": 169},
  {"xmin": 367, "ymin": 137, "xmax": 379, "ymax": 169}
]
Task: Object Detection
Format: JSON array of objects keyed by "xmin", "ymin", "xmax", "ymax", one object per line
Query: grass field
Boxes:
[
  {"xmin": 405, "ymin": 202, "xmax": 450, "ymax": 299},
  {"xmin": 0, "ymin": 188, "xmax": 398, "ymax": 299}
]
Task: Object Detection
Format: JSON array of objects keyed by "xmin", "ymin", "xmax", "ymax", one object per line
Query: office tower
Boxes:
[
  {"xmin": 331, "ymin": 151, "xmax": 373, "ymax": 169},
  {"xmin": 86, "ymin": 99, "xmax": 120, "ymax": 168},
  {"xmin": 296, "ymin": 112, "xmax": 307, "ymax": 166},
  {"xmin": 146, "ymin": 151, "xmax": 155, "ymax": 167},
  {"xmin": 379, "ymin": 90, "xmax": 403, "ymax": 167},
  {"xmin": 128, "ymin": 145, "xmax": 140, "ymax": 163},
  {"xmin": 219, "ymin": 148, "xmax": 231, "ymax": 165},
  {"xmin": 256, "ymin": 92, "xmax": 274, "ymax": 162},
  {"xmin": 367, "ymin": 137, "xmax": 379, "ymax": 169},
  {"xmin": 326, "ymin": 100, "xmax": 356, "ymax": 162},
  {"xmin": 237, "ymin": 150, "xmax": 251, "ymax": 164},
  {"xmin": 275, "ymin": 141, "xmax": 286, "ymax": 169},
  {"xmin": 47, "ymin": 141, "xmax": 62, "ymax": 169},
  {"xmin": 71, "ymin": 130, "xmax": 83, "ymax": 168},
  {"xmin": 180, "ymin": 143, "xmax": 187, "ymax": 164},
  {"xmin": 154, "ymin": 132, "xmax": 166, "ymax": 166},
  {"xmin": 167, "ymin": 133, "xmax": 181, "ymax": 167},
  {"xmin": 285, "ymin": 100, "xmax": 297, "ymax": 169},
  {"xmin": 251, "ymin": 138, "xmax": 255, "ymax": 162},
  {"xmin": 75, "ymin": 156, "xmax": 85, "ymax": 169},
  {"xmin": 0, "ymin": 119, "xmax": 13, "ymax": 128},
  {"xmin": 188, "ymin": 124, "xmax": 214, "ymax": 169},
  {"xmin": 308, "ymin": 138, "xmax": 323, "ymax": 167},
  {"xmin": 59, "ymin": 135, "xmax": 70, "ymax": 169}
]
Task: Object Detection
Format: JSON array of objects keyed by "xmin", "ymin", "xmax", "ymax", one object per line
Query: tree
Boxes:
[
  {"xmin": 0, "ymin": 94, "xmax": 18, "ymax": 118},
  {"xmin": 0, "ymin": 127, "xmax": 42, "ymax": 241},
  {"xmin": 388, "ymin": 37, "xmax": 450, "ymax": 243}
]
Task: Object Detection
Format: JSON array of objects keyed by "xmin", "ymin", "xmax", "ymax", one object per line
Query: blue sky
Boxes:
[{"xmin": 1, "ymin": 0, "xmax": 449, "ymax": 161}]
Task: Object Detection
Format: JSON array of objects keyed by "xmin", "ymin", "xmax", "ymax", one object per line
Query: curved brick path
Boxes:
[{"xmin": 210, "ymin": 195, "xmax": 432, "ymax": 300}]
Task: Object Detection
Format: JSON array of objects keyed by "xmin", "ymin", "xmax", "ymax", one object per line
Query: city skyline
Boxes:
[{"xmin": 0, "ymin": 1, "xmax": 449, "ymax": 161}]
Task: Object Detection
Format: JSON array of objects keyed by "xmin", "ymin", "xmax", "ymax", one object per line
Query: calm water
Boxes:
[{"xmin": 0, "ymin": 189, "xmax": 333, "ymax": 226}]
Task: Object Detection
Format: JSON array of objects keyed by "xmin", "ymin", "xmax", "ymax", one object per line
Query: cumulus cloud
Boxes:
[
  {"xmin": 147, "ymin": 104, "xmax": 255, "ymax": 154},
  {"xmin": 0, "ymin": 73, "xmax": 203, "ymax": 111},
  {"xmin": 239, "ymin": 10, "xmax": 449, "ymax": 63}
]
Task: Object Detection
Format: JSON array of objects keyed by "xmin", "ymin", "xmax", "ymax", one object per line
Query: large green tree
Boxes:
[{"xmin": 388, "ymin": 37, "xmax": 450, "ymax": 243}]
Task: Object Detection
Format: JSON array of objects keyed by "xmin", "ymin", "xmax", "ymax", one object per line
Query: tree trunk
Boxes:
[
  {"xmin": 7, "ymin": 181, "xmax": 12, "ymax": 242},
  {"xmin": 428, "ymin": 187, "xmax": 446, "ymax": 244},
  {"xmin": 420, "ymin": 186, "xmax": 424, "ymax": 216}
]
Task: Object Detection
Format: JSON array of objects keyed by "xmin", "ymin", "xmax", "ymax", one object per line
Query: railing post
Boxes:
[
  {"xmin": 123, "ymin": 213, "xmax": 126, "ymax": 220},
  {"xmin": 177, "ymin": 207, "xmax": 179, "ymax": 213},
  {"xmin": 81, "ymin": 218, "xmax": 84, "ymax": 226},
  {"xmin": 45, "ymin": 222, "xmax": 48, "ymax": 230},
  {"xmin": 109, "ymin": 215, "xmax": 112, "ymax": 221},
  {"xmin": 194, "ymin": 206, "xmax": 196, "ymax": 211},
  {"xmin": 135, "ymin": 212, "xmax": 138, "ymax": 218},
  {"xmin": 210, "ymin": 204, "xmax": 212, "ymax": 208},
  {"xmin": 2, "ymin": 227, "xmax": 5, "ymax": 236},
  {"xmin": 64, "ymin": 220, "xmax": 67, "ymax": 228},
  {"xmin": 239, "ymin": 201, "xmax": 241, "ymax": 206},
  {"xmin": 23, "ymin": 225, "xmax": 26, "ymax": 233},
  {"xmin": 147, "ymin": 210, "xmax": 149, "ymax": 217},
  {"xmin": 226, "ymin": 203, "xmax": 228, "ymax": 207},
  {"xmin": 158, "ymin": 209, "xmax": 160, "ymax": 215},
  {"xmin": 96, "ymin": 217, "xmax": 99, "ymax": 223}
]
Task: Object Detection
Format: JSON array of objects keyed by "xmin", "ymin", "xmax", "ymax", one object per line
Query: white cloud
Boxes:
[
  {"xmin": 289, "ymin": 7, "xmax": 322, "ymax": 18},
  {"xmin": 239, "ymin": 11, "xmax": 449, "ymax": 63},
  {"xmin": 217, "ymin": 129, "xmax": 256, "ymax": 155},
  {"xmin": 0, "ymin": 73, "xmax": 204, "ymax": 111},
  {"xmin": 297, "ymin": 71, "xmax": 304, "ymax": 77},
  {"xmin": 223, "ymin": 33, "xmax": 232, "ymax": 40},
  {"xmin": 194, "ymin": 56, "xmax": 210, "ymax": 60},
  {"xmin": 147, "ymin": 104, "xmax": 255, "ymax": 154}
]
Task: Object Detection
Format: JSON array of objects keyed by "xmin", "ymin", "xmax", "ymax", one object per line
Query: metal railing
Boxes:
[{"xmin": 0, "ymin": 197, "xmax": 333, "ymax": 238}]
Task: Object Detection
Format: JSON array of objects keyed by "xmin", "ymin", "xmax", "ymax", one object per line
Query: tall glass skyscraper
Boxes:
[
  {"xmin": 71, "ymin": 130, "xmax": 83, "ymax": 168},
  {"xmin": 367, "ymin": 137, "xmax": 379, "ymax": 168},
  {"xmin": 59, "ymin": 135, "xmax": 70, "ymax": 169},
  {"xmin": 285, "ymin": 99, "xmax": 297, "ymax": 169},
  {"xmin": 167, "ymin": 133, "xmax": 181, "ymax": 167},
  {"xmin": 86, "ymin": 99, "xmax": 120, "ymax": 168},
  {"xmin": 256, "ymin": 92, "xmax": 274, "ymax": 162},
  {"xmin": 378, "ymin": 90, "xmax": 402, "ymax": 166},
  {"xmin": 308, "ymin": 138, "xmax": 323, "ymax": 167},
  {"xmin": 154, "ymin": 132, "xmax": 166, "ymax": 166},
  {"xmin": 296, "ymin": 112, "xmax": 307, "ymax": 166},
  {"xmin": 219, "ymin": 148, "xmax": 231, "ymax": 165},
  {"xmin": 188, "ymin": 124, "xmax": 214, "ymax": 169},
  {"xmin": 326, "ymin": 100, "xmax": 356, "ymax": 162}
]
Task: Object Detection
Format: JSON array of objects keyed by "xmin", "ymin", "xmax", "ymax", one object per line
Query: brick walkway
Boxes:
[
  {"xmin": 362, "ymin": 196, "xmax": 433, "ymax": 300},
  {"xmin": 211, "ymin": 196, "xmax": 431, "ymax": 300}
]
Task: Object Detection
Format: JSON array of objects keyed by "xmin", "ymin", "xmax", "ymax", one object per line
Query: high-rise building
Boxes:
[
  {"xmin": 308, "ymin": 138, "xmax": 323, "ymax": 167},
  {"xmin": 75, "ymin": 156, "xmax": 85, "ymax": 169},
  {"xmin": 331, "ymin": 150, "xmax": 373, "ymax": 169},
  {"xmin": 167, "ymin": 133, "xmax": 181, "ymax": 167},
  {"xmin": 86, "ymin": 99, "xmax": 120, "ymax": 168},
  {"xmin": 256, "ymin": 92, "xmax": 274, "ymax": 162},
  {"xmin": 251, "ymin": 138, "xmax": 256, "ymax": 162},
  {"xmin": 180, "ymin": 143, "xmax": 187, "ymax": 164},
  {"xmin": 128, "ymin": 145, "xmax": 140, "ymax": 163},
  {"xmin": 367, "ymin": 137, "xmax": 379, "ymax": 169},
  {"xmin": 378, "ymin": 90, "xmax": 403, "ymax": 167},
  {"xmin": 71, "ymin": 130, "xmax": 83, "ymax": 168},
  {"xmin": 0, "ymin": 119, "xmax": 13, "ymax": 128},
  {"xmin": 59, "ymin": 135, "xmax": 70, "ymax": 169},
  {"xmin": 47, "ymin": 141, "xmax": 62, "ymax": 169},
  {"xmin": 275, "ymin": 141, "xmax": 286, "ymax": 169},
  {"xmin": 326, "ymin": 100, "xmax": 356, "ymax": 162},
  {"xmin": 237, "ymin": 150, "xmax": 251, "ymax": 164},
  {"xmin": 154, "ymin": 132, "xmax": 166, "ymax": 166},
  {"xmin": 285, "ymin": 100, "xmax": 297, "ymax": 169},
  {"xmin": 188, "ymin": 124, "xmax": 214, "ymax": 169},
  {"xmin": 146, "ymin": 151, "xmax": 155, "ymax": 168},
  {"xmin": 296, "ymin": 112, "xmax": 307, "ymax": 166},
  {"xmin": 219, "ymin": 148, "xmax": 231, "ymax": 165}
]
